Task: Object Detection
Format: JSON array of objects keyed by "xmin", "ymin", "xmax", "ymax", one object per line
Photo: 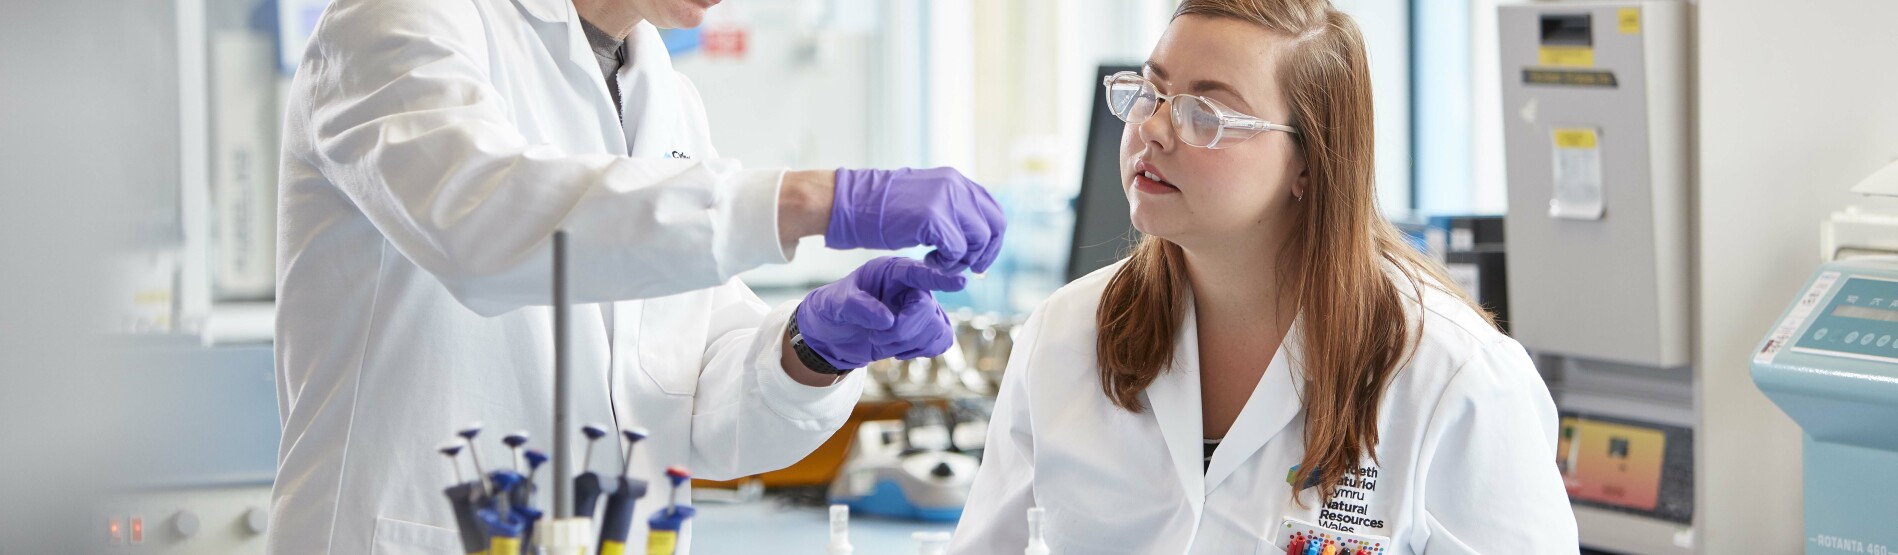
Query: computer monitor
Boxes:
[{"xmin": 1066, "ymin": 64, "xmax": 1142, "ymax": 283}]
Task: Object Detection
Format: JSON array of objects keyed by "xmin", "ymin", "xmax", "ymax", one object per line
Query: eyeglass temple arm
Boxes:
[{"xmin": 1230, "ymin": 116, "xmax": 1298, "ymax": 135}]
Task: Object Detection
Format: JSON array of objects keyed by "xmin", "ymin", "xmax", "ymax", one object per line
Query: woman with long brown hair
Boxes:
[{"xmin": 950, "ymin": 0, "xmax": 1575, "ymax": 552}]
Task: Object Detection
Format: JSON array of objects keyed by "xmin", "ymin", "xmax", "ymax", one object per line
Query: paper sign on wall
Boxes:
[{"xmin": 1550, "ymin": 127, "xmax": 1605, "ymax": 220}]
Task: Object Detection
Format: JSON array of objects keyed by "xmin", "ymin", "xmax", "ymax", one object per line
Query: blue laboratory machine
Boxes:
[{"xmin": 1753, "ymin": 163, "xmax": 1898, "ymax": 554}]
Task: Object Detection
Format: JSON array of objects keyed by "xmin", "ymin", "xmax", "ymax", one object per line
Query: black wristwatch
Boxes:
[{"xmin": 788, "ymin": 315, "xmax": 855, "ymax": 376}]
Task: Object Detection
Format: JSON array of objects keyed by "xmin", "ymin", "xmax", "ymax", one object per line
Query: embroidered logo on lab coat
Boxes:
[
  {"xmin": 1289, "ymin": 464, "xmax": 1389, "ymax": 533},
  {"xmin": 665, "ymin": 150, "xmax": 692, "ymax": 159}
]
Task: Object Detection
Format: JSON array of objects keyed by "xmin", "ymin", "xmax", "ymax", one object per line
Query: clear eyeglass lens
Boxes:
[
  {"xmin": 1107, "ymin": 75, "xmax": 1156, "ymax": 122},
  {"xmin": 1172, "ymin": 95, "xmax": 1223, "ymax": 147}
]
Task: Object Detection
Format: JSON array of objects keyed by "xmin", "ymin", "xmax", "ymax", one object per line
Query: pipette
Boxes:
[
  {"xmin": 596, "ymin": 428, "xmax": 649, "ymax": 555},
  {"xmin": 514, "ymin": 448, "xmax": 548, "ymax": 551},
  {"xmin": 645, "ymin": 467, "xmax": 697, "ymax": 555},
  {"xmin": 524, "ymin": 450, "xmax": 548, "ymax": 488},
  {"xmin": 480, "ymin": 472, "xmax": 527, "ymax": 555},
  {"xmin": 619, "ymin": 428, "xmax": 647, "ymax": 476},
  {"xmin": 458, "ymin": 424, "xmax": 491, "ymax": 494},
  {"xmin": 439, "ymin": 443, "xmax": 467, "ymax": 487},
  {"xmin": 503, "ymin": 432, "xmax": 530, "ymax": 473},
  {"xmin": 443, "ymin": 481, "xmax": 488, "ymax": 555},
  {"xmin": 575, "ymin": 424, "xmax": 608, "ymax": 518}
]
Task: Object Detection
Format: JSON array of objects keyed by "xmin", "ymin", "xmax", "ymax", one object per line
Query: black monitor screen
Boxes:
[{"xmin": 1066, "ymin": 64, "xmax": 1142, "ymax": 283}]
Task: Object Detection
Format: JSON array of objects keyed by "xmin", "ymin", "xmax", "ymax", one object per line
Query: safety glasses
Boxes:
[{"xmin": 1102, "ymin": 71, "xmax": 1298, "ymax": 149}]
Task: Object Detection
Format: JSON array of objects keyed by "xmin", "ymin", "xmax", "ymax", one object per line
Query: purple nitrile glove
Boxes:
[
  {"xmin": 795, "ymin": 257, "xmax": 966, "ymax": 370},
  {"xmin": 827, "ymin": 168, "xmax": 1008, "ymax": 274}
]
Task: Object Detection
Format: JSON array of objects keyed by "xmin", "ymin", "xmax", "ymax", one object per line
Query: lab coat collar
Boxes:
[
  {"xmin": 1202, "ymin": 318, "xmax": 1304, "ymax": 493},
  {"xmin": 511, "ymin": 0, "xmax": 626, "ymax": 152},
  {"xmin": 626, "ymin": 22, "xmax": 674, "ymax": 74},
  {"xmin": 1146, "ymin": 301, "xmax": 1309, "ymax": 522},
  {"xmin": 510, "ymin": 0, "xmax": 568, "ymax": 24},
  {"xmin": 618, "ymin": 22, "xmax": 680, "ymax": 157},
  {"xmin": 1142, "ymin": 298, "xmax": 1208, "ymax": 524}
]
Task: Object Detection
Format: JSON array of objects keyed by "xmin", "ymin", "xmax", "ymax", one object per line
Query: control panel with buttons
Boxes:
[{"xmin": 1793, "ymin": 275, "xmax": 1898, "ymax": 363}]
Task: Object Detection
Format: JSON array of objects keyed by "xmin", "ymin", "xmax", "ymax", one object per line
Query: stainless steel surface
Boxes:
[{"xmin": 868, "ymin": 312, "xmax": 1024, "ymax": 400}]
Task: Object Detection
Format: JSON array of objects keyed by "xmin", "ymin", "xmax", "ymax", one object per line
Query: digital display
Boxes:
[{"xmin": 1832, "ymin": 304, "xmax": 1898, "ymax": 323}]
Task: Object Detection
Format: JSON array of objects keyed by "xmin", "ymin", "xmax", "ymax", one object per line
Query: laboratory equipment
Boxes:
[
  {"xmin": 439, "ymin": 429, "xmax": 552, "ymax": 555},
  {"xmin": 481, "ymin": 472, "xmax": 528, "ymax": 554},
  {"xmin": 438, "ymin": 443, "xmax": 488, "ymax": 554},
  {"xmin": 1023, "ymin": 507, "xmax": 1049, "ymax": 555},
  {"xmin": 444, "ymin": 482, "xmax": 488, "ymax": 554},
  {"xmin": 597, "ymin": 429, "xmax": 650, "ymax": 554},
  {"xmin": 518, "ymin": 450, "xmax": 548, "ymax": 548},
  {"xmin": 432, "ymin": 230, "xmax": 679, "ymax": 555},
  {"xmin": 458, "ymin": 425, "xmax": 493, "ymax": 494},
  {"xmin": 1752, "ymin": 163, "xmax": 1898, "ymax": 551},
  {"xmin": 101, "ymin": 343, "xmax": 277, "ymax": 553},
  {"xmin": 440, "ymin": 443, "xmax": 468, "ymax": 485},
  {"xmin": 645, "ymin": 467, "xmax": 698, "ymax": 555},
  {"xmin": 829, "ymin": 505, "xmax": 854, "ymax": 555},
  {"xmin": 829, "ymin": 410, "xmax": 979, "ymax": 522},
  {"xmin": 521, "ymin": 449, "xmax": 548, "ymax": 508},
  {"xmin": 504, "ymin": 432, "xmax": 529, "ymax": 472},
  {"xmin": 1497, "ymin": 3, "xmax": 1697, "ymax": 552},
  {"xmin": 525, "ymin": 450, "xmax": 548, "ymax": 484},
  {"xmin": 575, "ymin": 424, "xmax": 609, "ymax": 518},
  {"xmin": 1500, "ymin": 1, "xmax": 1691, "ymax": 367},
  {"xmin": 1425, "ymin": 215, "xmax": 1509, "ymax": 332}
]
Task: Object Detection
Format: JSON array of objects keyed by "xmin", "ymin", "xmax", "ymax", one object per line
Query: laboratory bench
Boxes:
[{"xmin": 692, "ymin": 495, "xmax": 958, "ymax": 554}]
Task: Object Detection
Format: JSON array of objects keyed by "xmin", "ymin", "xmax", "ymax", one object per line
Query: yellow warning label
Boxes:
[
  {"xmin": 1554, "ymin": 128, "xmax": 1599, "ymax": 149},
  {"xmin": 1618, "ymin": 8, "xmax": 1641, "ymax": 34},
  {"xmin": 1539, "ymin": 46, "xmax": 1595, "ymax": 68}
]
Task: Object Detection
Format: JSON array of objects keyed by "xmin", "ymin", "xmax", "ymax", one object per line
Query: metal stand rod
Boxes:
[{"xmin": 552, "ymin": 230, "xmax": 572, "ymax": 519}]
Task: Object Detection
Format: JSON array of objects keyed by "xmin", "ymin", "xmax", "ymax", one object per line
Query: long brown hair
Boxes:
[{"xmin": 1094, "ymin": 0, "xmax": 1495, "ymax": 504}]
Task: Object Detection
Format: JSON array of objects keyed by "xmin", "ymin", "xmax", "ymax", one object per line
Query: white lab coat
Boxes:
[
  {"xmin": 951, "ymin": 261, "xmax": 1577, "ymax": 555},
  {"xmin": 270, "ymin": 0, "xmax": 863, "ymax": 552}
]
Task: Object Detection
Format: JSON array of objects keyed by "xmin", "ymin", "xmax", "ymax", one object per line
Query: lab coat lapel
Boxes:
[
  {"xmin": 1143, "ymin": 298, "xmax": 1207, "ymax": 521},
  {"xmin": 512, "ymin": 0, "xmax": 629, "ymax": 155},
  {"xmin": 1202, "ymin": 319, "xmax": 1305, "ymax": 493},
  {"xmin": 509, "ymin": 0, "xmax": 565, "ymax": 22},
  {"xmin": 619, "ymin": 22, "xmax": 679, "ymax": 158}
]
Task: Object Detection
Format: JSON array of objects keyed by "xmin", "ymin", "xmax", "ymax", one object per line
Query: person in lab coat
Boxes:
[
  {"xmin": 951, "ymin": 1, "xmax": 1576, "ymax": 553},
  {"xmin": 269, "ymin": 0, "xmax": 1005, "ymax": 552}
]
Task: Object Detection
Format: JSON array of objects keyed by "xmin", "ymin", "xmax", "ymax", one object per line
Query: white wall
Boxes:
[{"xmin": 1695, "ymin": 1, "xmax": 1898, "ymax": 551}]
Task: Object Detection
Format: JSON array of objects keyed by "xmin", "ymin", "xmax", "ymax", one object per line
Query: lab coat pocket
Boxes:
[
  {"xmin": 1254, "ymin": 538, "xmax": 1283, "ymax": 555},
  {"xmin": 370, "ymin": 517, "xmax": 461, "ymax": 555},
  {"xmin": 638, "ymin": 292, "xmax": 713, "ymax": 396}
]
